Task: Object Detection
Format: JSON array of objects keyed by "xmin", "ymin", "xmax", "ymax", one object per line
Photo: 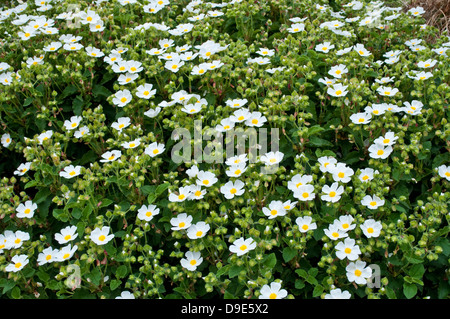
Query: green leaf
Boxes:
[
  {"xmin": 295, "ymin": 269, "xmax": 307, "ymax": 278},
  {"xmin": 229, "ymin": 265, "xmax": 244, "ymax": 278},
  {"xmin": 53, "ymin": 209, "xmax": 69, "ymax": 222},
  {"xmin": 282, "ymin": 247, "xmax": 297, "ymax": 263},
  {"xmin": 312, "ymin": 285, "xmax": 324, "ymax": 297},
  {"xmin": 92, "ymin": 85, "xmax": 112, "ymax": 99},
  {"xmin": 34, "ymin": 188, "xmax": 52, "ymax": 204},
  {"xmin": 306, "ymin": 135, "xmax": 334, "ymax": 148},
  {"xmin": 403, "ymin": 283, "xmax": 418, "ymax": 299},
  {"xmin": 11, "ymin": 286, "xmax": 21, "ymax": 299},
  {"xmin": 156, "ymin": 182, "xmax": 170, "ymax": 196},
  {"xmin": 110, "ymin": 279, "xmax": 121, "ymax": 291},
  {"xmin": 72, "ymin": 95, "xmax": 84, "ymax": 115},
  {"xmin": 99, "ymin": 198, "xmax": 114, "ymax": 208},
  {"xmin": 23, "ymin": 97, "xmax": 33, "ymax": 107},
  {"xmin": 60, "ymin": 85, "xmax": 77, "ymax": 99},
  {"xmin": 304, "ymin": 125, "xmax": 325, "ymax": 138},
  {"xmin": 116, "ymin": 265, "xmax": 128, "ymax": 279},
  {"xmin": 140, "ymin": 185, "xmax": 156, "ymax": 196},
  {"xmin": 263, "ymin": 253, "xmax": 277, "ymax": 269},
  {"xmin": 408, "ymin": 264, "xmax": 425, "ymax": 279},
  {"xmin": 294, "ymin": 279, "xmax": 305, "ymax": 290}
]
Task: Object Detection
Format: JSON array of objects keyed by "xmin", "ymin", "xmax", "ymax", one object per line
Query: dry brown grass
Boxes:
[{"xmin": 401, "ymin": 0, "xmax": 450, "ymax": 35}]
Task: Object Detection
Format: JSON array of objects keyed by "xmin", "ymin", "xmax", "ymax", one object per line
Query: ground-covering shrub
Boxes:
[{"xmin": 0, "ymin": 0, "xmax": 449, "ymax": 300}]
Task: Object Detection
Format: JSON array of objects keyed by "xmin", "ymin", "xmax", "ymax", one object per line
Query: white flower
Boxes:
[
  {"xmin": 226, "ymin": 98, "xmax": 248, "ymax": 109},
  {"xmin": 111, "ymin": 117, "xmax": 131, "ymax": 132},
  {"xmin": 287, "ymin": 174, "xmax": 313, "ymax": 192},
  {"xmin": 43, "ymin": 41, "xmax": 62, "ymax": 52},
  {"xmin": 365, "ymin": 104, "xmax": 386, "ymax": 116},
  {"xmin": 335, "ymin": 237, "xmax": 361, "ymax": 261},
  {"xmin": 354, "ymin": 43, "xmax": 371, "ymax": 56},
  {"xmin": 116, "ymin": 291, "xmax": 135, "ymax": 299},
  {"xmin": 64, "ymin": 115, "xmax": 82, "ymax": 130},
  {"xmin": 245, "ymin": 112, "xmax": 267, "ymax": 127},
  {"xmin": 14, "ymin": 162, "xmax": 32, "ymax": 176},
  {"xmin": 37, "ymin": 247, "xmax": 59, "ymax": 266},
  {"xmin": 402, "ymin": 100, "xmax": 423, "ymax": 115},
  {"xmin": 350, "ymin": 112, "xmax": 372, "ymax": 124},
  {"xmin": 346, "ymin": 261, "xmax": 372, "ymax": 285},
  {"xmin": 260, "ymin": 151, "xmax": 284, "ymax": 166},
  {"xmin": 118, "ymin": 72, "xmax": 138, "ymax": 85},
  {"xmin": 225, "ymin": 154, "xmax": 248, "ymax": 166},
  {"xmin": 282, "ymin": 200, "xmax": 297, "ymax": 211},
  {"xmin": 359, "ymin": 168, "xmax": 377, "ymax": 182},
  {"xmin": 1, "ymin": 133, "xmax": 12, "ymax": 147},
  {"xmin": 324, "ymin": 288, "xmax": 351, "ymax": 299},
  {"xmin": 5, "ymin": 254, "xmax": 29, "ymax": 272},
  {"xmin": 360, "ymin": 219, "xmax": 383, "ymax": 238},
  {"xmin": 418, "ymin": 59, "xmax": 437, "ymax": 68},
  {"xmin": 215, "ymin": 118, "xmax": 235, "ymax": 132},
  {"xmin": 170, "ymin": 213, "xmax": 193, "ymax": 230},
  {"xmin": 169, "ymin": 186, "xmax": 192, "ymax": 202},
  {"xmin": 181, "ymin": 251, "xmax": 203, "ymax": 271},
  {"xmin": 328, "ymin": 64, "xmax": 348, "ymax": 78},
  {"xmin": 287, "ymin": 23, "xmax": 305, "ymax": 33},
  {"xmin": 220, "ymin": 180, "xmax": 245, "ymax": 199},
  {"xmin": 318, "ymin": 77, "xmax": 336, "ymax": 86},
  {"xmin": 136, "ymin": 83, "xmax": 156, "ymax": 100},
  {"xmin": 376, "ymin": 86, "xmax": 399, "ymax": 97},
  {"xmin": 90, "ymin": 226, "xmax": 114, "ymax": 245},
  {"xmin": 321, "ymin": 182, "xmax": 344, "ymax": 203},
  {"xmin": 59, "ymin": 165, "xmax": 82, "ymax": 179},
  {"xmin": 112, "ymin": 89, "xmax": 132, "ymax": 107},
  {"xmin": 37, "ymin": 130, "xmax": 53, "ymax": 144},
  {"xmin": 56, "ymin": 244, "xmax": 78, "ymax": 262},
  {"xmin": 145, "ymin": 142, "xmax": 165, "ymax": 157},
  {"xmin": 144, "ymin": 107, "xmax": 162, "ymax": 118},
  {"xmin": 121, "ymin": 138, "xmax": 141, "ymax": 149},
  {"xmin": 295, "ymin": 216, "xmax": 317, "ymax": 233},
  {"xmin": 317, "ymin": 156, "xmax": 337, "ymax": 173},
  {"xmin": 196, "ymin": 171, "xmax": 218, "ymax": 187},
  {"xmin": 16, "ymin": 200, "xmax": 38, "ymax": 219},
  {"xmin": 315, "ymin": 42, "xmax": 335, "ymax": 53},
  {"xmin": 54, "ymin": 225, "xmax": 78, "ymax": 244},
  {"xmin": 188, "ymin": 185, "xmax": 207, "ymax": 200},
  {"xmin": 165, "ymin": 58, "xmax": 184, "ymax": 73},
  {"xmin": 361, "ymin": 195, "xmax": 385, "ymax": 209},
  {"xmin": 63, "ymin": 43, "xmax": 83, "ymax": 51},
  {"xmin": 85, "ymin": 46, "xmax": 104, "ymax": 57},
  {"xmin": 408, "ymin": 6, "xmax": 425, "ymax": 16},
  {"xmin": 368, "ymin": 143, "xmax": 393, "ymax": 159},
  {"xmin": 293, "ymin": 184, "xmax": 315, "ymax": 201},
  {"xmin": 229, "ymin": 237, "xmax": 257, "ymax": 256},
  {"xmin": 229, "ymin": 108, "xmax": 251, "ymax": 123},
  {"xmin": 74, "ymin": 126, "xmax": 90, "ymax": 138},
  {"xmin": 137, "ymin": 204, "xmax": 160, "ymax": 221},
  {"xmin": 330, "ymin": 163, "xmax": 354, "ymax": 183},
  {"xmin": 324, "ymin": 224, "xmax": 348, "ymax": 241},
  {"xmin": 334, "ymin": 215, "xmax": 356, "ymax": 232},
  {"xmin": 438, "ymin": 165, "xmax": 450, "ymax": 181},
  {"xmin": 327, "ymin": 83, "xmax": 348, "ymax": 97},
  {"xmin": 186, "ymin": 221, "xmax": 210, "ymax": 239},
  {"xmin": 256, "ymin": 48, "xmax": 275, "ymax": 56},
  {"xmin": 225, "ymin": 163, "xmax": 247, "ymax": 178},
  {"xmin": 262, "ymin": 200, "xmax": 287, "ymax": 219},
  {"xmin": 259, "ymin": 282, "xmax": 288, "ymax": 299},
  {"xmin": 373, "ymin": 131, "xmax": 398, "ymax": 147},
  {"xmin": 375, "ymin": 77, "xmax": 395, "ymax": 85}
]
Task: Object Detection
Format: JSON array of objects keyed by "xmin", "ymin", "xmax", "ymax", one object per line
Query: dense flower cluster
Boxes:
[{"xmin": 0, "ymin": 0, "xmax": 449, "ymax": 299}]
